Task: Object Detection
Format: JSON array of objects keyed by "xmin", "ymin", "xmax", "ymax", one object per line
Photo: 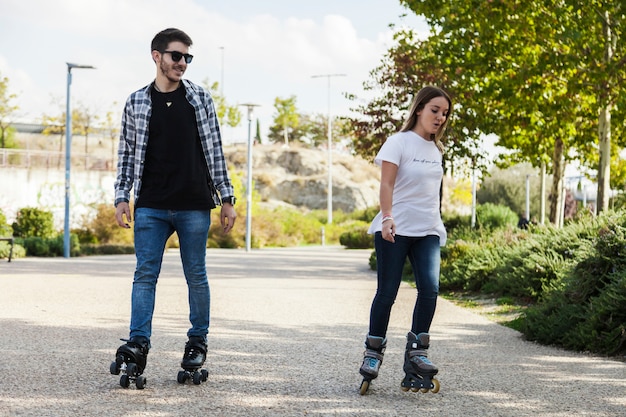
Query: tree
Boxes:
[
  {"xmin": 401, "ymin": 0, "xmax": 625, "ymax": 219},
  {"xmin": 272, "ymin": 96, "xmax": 299, "ymax": 146},
  {"xmin": 41, "ymin": 98, "xmax": 66, "ymax": 169},
  {"xmin": 73, "ymin": 103, "xmax": 99, "ymax": 167},
  {"xmin": 100, "ymin": 104, "xmax": 120, "ymax": 169},
  {"xmin": 201, "ymin": 79, "xmax": 242, "ymax": 129},
  {"xmin": 344, "ymin": 28, "xmax": 487, "ymax": 177},
  {"xmin": 0, "ymin": 72, "xmax": 19, "ymax": 149}
]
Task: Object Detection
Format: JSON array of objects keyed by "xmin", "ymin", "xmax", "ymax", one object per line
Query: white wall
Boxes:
[{"xmin": 0, "ymin": 167, "xmax": 116, "ymax": 229}]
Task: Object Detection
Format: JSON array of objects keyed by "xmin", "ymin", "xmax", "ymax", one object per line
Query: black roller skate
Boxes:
[
  {"xmin": 358, "ymin": 334, "xmax": 386, "ymax": 395},
  {"xmin": 400, "ymin": 332, "xmax": 440, "ymax": 393},
  {"xmin": 177, "ymin": 336, "xmax": 209, "ymax": 385},
  {"xmin": 110, "ymin": 336, "xmax": 149, "ymax": 389}
]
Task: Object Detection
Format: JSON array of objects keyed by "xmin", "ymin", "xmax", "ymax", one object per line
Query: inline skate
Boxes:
[
  {"xmin": 358, "ymin": 334, "xmax": 386, "ymax": 395},
  {"xmin": 177, "ymin": 336, "xmax": 209, "ymax": 385},
  {"xmin": 110, "ymin": 336, "xmax": 149, "ymax": 389},
  {"xmin": 400, "ymin": 332, "xmax": 440, "ymax": 393}
]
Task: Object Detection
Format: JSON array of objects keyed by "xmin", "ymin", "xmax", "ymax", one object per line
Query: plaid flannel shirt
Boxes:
[{"xmin": 114, "ymin": 79, "xmax": 233, "ymax": 207}]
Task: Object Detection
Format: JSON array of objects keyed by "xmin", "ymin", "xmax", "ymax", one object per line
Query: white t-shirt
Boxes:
[{"xmin": 368, "ymin": 130, "xmax": 447, "ymax": 246}]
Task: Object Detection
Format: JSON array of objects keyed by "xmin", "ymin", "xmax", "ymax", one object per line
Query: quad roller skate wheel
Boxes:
[
  {"xmin": 135, "ymin": 375, "xmax": 146, "ymax": 390},
  {"xmin": 120, "ymin": 374, "xmax": 130, "ymax": 388},
  {"xmin": 177, "ymin": 369, "xmax": 208, "ymax": 385},
  {"xmin": 110, "ymin": 361, "xmax": 121, "ymax": 375}
]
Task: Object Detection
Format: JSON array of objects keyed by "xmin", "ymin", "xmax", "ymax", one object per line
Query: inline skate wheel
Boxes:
[
  {"xmin": 136, "ymin": 375, "xmax": 146, "ymax": 390},
  {"xmin": 359, "ymin": 379, "xmax": 370, "ymax": 395},
  {"xmin": 201, "ymin": 369, "xmax": 209, "ymax": 381},
  {"xmin": 401, "ymin": 385, "xmax": 410, "ymax": 392},
  {"xmin": 120, "ymin": 374, "xmax": 130, "ymax": 388},
  {"xmin": 192, "ymin": 371, "xmax": 202, "ymax": 385},
  {"xmin": 431, "ymin": 378, "xmax": 440, "ymax": 393},
  {"xmin": 177, "ymin": 371, "xmax": 187, "ymax": 383}
]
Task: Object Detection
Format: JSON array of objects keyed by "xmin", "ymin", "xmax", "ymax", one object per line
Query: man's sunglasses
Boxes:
[{"xmin": 161, "ymin": 50, "xmax": 193, "ymax": 64}]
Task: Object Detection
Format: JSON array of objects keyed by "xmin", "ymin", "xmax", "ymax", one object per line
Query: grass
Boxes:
[{"xmin": 441, "ymin": 291, "xmax": 527, "ymax": 331}]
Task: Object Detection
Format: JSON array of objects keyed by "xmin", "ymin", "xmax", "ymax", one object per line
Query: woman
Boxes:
[{"xmin": 359, "ymin": 86, "xmax": 451, "ymax": 395}]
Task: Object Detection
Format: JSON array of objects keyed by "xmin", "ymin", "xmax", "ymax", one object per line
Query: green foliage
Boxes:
[
  {"xmin": 476, "ymin": 203, "xmax": 518, "ymax": 231},
  {"xmin": 11, "ymin": 207, "xmax": 55, "ymax": 239},
  {"xmin": 477, "ymin": 164, "xmax": 545, "ymax": 218},
  {"xmin": 339, "ymin": 226, "xmax": 374, "ymax": 249},
  {"xmin": 400, "ymin": 0, "xmax": 625, "ymax": 216},
  {"xmin": 0, "ymin": 240, "xmax": 24, "ymax": 260},
  {"xmin": 270, "ymin": 96, "xmax": 299, "ymax": 146},
  {"xmin": 0, "ymin": 209, "xmax": 12, "ymax": 236},
  {"xmin": 18, "ymin": 233, "xmax": 80, "ymax": 257},
  {"xmin": 82, "ymin": 203, "xmax": 133, "ymax": 245},
  {"xmin": 202, "ymin": 78, "xmax": 242, "ymax": 128},
  {"xmin": 442, "ymin": 210, "xmax": 626, "ymax": 355},
  {"xmin": 80, "ymin": 244, "xmax": 134, "ymax": 255},
  {"xmin": 0, "ymin": 71, "xmax": 19, "ymax": 149}
]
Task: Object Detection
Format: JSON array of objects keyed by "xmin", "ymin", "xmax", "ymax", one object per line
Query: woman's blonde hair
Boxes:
[{"xmin": 400, "ymin": 86, "xmax": 452, "ymax": 154}]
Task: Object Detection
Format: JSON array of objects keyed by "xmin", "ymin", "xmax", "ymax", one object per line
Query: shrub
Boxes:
[
  {"xmin": 80, "ymin": 244, "xmax": 135, "ymax": 255},
  {"xmin": 86, "ymin": 203, "xmax": 133, "ymax": 245},
  {"xmin": 12, "ymin": 207, "xmax": 55, "ymax": 239},
  {"xmin": 339, "ymin": 227, "xmax": 373, "ymax": 249},
  {"xmin": 0, "ymin": 209, "xmax": 12, "ymax": 236},
  {"xmin": 0, "ymin": 240, "xmax": 25, "ymax": 260},
  {"xmin": 476, "ymin": 203, "xmax": 518, "ymax": 231},
  {"xmin": 18, "ymin": 233, "xmax": 80, "ymax": 257}
]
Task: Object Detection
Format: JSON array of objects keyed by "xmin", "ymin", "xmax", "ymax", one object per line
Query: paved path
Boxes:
[{"xmin": 0, "ymin": 247, "xmax": 624, "ymax": 417}]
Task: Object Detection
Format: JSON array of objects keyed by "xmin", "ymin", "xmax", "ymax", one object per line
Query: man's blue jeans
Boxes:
[
  {"xmin": 130, "ymin": 208, "xmax": 211, "ymax": 342},
  {"xmin": 369, "ymin": 232, "xmax": 440, "ymax": 337}
]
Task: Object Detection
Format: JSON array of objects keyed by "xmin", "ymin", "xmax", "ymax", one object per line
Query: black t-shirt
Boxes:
[{"xmin": 136, "ymin": 84, "xmax": 215, "ymax": 210}]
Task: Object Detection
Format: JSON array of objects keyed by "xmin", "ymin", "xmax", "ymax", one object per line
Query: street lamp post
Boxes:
[
  {"xmin": 64, "ymin": 62, "xmax": 95, "ymax": 258},
  {"xmin": 311, "ymin": 73, "xmax": 346, "ymax": 225},
  {"xmin": 239, "ymin": 103, "xmax": 260, "ymax": 252}
]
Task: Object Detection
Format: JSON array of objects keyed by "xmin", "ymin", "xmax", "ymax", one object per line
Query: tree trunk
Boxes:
[
  {"xmin": 596, "ymin": 10, "xmax": 614, "ymax": 213},
  {"xmin": 540, "ymin": 162, "xmax": 546, "ymax": 225},
  {"xmin": 549, "ymin": 137, "xmax": 565, "ymax": 225},
  {"xmin": 597, "ymin": 104, "xmax": 611, "ymax": 212}
]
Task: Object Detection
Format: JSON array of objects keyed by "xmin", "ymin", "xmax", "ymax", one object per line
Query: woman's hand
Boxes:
[{"xmin": 382, "ymin": 218, "xmax": 396, "ymax": 243}]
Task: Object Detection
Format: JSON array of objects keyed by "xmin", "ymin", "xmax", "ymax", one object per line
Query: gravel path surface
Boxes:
[{"xmin": 0, "ymin": 247, "xmax": 624, "ymax": 417}]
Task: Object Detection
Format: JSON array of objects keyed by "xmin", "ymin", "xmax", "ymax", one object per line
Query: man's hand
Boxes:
[
  {"xmin": 115, "ymin": 202, "xmax": 132, "ymax": 229},
  {"xmin": 220, "ymin": 203, "xmax": 237, "ymax": 233}
]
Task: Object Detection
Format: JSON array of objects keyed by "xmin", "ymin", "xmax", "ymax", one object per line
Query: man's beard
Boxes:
[{"xmin": 159, "ymin": 61, "xmax": 184, "ymax": 83}]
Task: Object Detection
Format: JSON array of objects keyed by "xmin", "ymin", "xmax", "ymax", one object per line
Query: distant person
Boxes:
[
  {"xmin": 110, "ymin": 28, "xmax": 236, "ymax": 388},
  {"xmin": 518, "ymin": 215, "xmax": 530, "ymax": 229},
  {"xmin": 358, "ymin": 86, "xmax": 451, "ymax": 395}
]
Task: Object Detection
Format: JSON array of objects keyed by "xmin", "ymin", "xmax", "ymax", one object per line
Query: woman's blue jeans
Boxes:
[
  {"xmin": 130, "ymin": 208, "xmax": 211, "ymax": 342},
  {"xmin": 369, "ymin": 232, "xmax": 440, "ymax": 338}
]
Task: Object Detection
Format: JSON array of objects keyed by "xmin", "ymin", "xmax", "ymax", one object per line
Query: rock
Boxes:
[{"xmin": 224, "ymin": 144, "xmax": 380, "ymax": 213}]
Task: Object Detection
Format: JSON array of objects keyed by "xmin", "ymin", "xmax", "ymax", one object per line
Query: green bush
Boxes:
[
  {"xmin": 11, "ymin": 207, "xmax": 55, "ymax": 239},
  {"xmin": 441, "ymin": 209, "xmax": 626, "ymax": 356},
  {"xmin": 18, "ymin": 233, "xmax": 80, "ymax": 257},
  {"xmin": 80, "ymin": 244, "xmax": 135, "ymax": 255},
  {"xmin": 0, "ymin": 209, "xmax": 12, "ymax": 236},
  {"xmin": 476, "ymin": 203, "xmax": 518, "ymax": 231},
  {"xmin": 0, "ymin": 240, "xmax": 25, "ymax": 260},
  {"xmin": 20, "ymin": 237, "xmax": 50, "ymax": 256},
  {"xmin": 339, "ymin": 227, "xmax": 374, "ymax": 249},
  {"xmin": 521, "ymin": 214, "xmax": 626, "ymax": 355}
]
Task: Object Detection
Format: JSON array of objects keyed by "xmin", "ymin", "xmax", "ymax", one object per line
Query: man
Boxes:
[{"xmin": 111, "ymin": 28, "xmax": 236, "ymax": 386}]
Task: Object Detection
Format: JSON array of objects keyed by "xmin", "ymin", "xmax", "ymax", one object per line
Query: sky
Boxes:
[{"xmin": 0, "ymin": 0, "xmax": 430, "ymax": 143}]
